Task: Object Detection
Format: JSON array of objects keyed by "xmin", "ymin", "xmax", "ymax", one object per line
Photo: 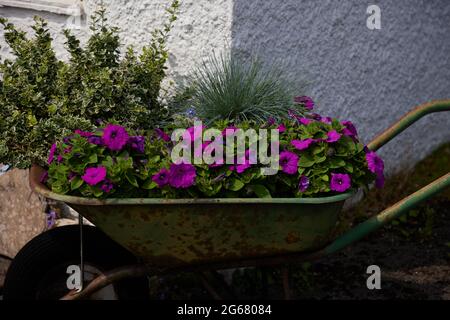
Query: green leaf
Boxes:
[
  {"xmin": 125, "ymin": 172, "xmax": 139, "ymax": 188},
  {"xmin": 70, "ymin": 176, "xmax": 83, "ymax": 190},
  {"xmin": 142, "ymin": 179, "xmax": 158, "ymax": 190},
  {"xmin": 329, "ymin": 158, "xmax": 346, "ymax": 168},
  {"xmin": 227, "ymin": 178, "xmax": 245, "ymax": 191},
  {"xmin": 299, "ymin": 153, "xmax": 315, "ymax": 167},
  {"xmin": 87, "ymin": 153, "xmax": 98, "ymax": 164},
  {"xmin": 251, "ymin": 185, "xmax": 272, "ymax": 198}
]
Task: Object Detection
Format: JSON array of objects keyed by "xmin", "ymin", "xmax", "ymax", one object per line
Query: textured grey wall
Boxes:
[{"xmin": 232, "ymin": 0, "xmax": 450, "ymax": 173}]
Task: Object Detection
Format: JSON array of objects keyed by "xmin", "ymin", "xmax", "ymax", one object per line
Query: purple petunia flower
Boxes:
[
  {"xmin": 298, "ymin": 117, "xmax": 313, "ymax": 126},
  {"xmin": 88, "ymin": 136, "xmax": 103, "ymax": 146},
  {"xmin": 102, "ymin": 124, "xmax": 129, "ymax": 151},
  {"xmin": 155, "ymin": 128, "xmax": 171, "ymax": 142},
  {"xmin": 57, "ymin": 155, "xmax": 63, "ymax": 163},
  {"xmin": 342, "ymin": 121, "xmax": 358, "ymax": 137},
  {"xmin": 326, "ymin": 130, "xmax": 341, "ymax": 143},
  {"xmin": 365, "ymin": 151, "xmax": 384, "ymax": 174},
  {"xmin": 267, "ymin": 117, "xmax": 276, "ymax": 126},
  {"xmin": 100, "ymin": 179, "xmax": 114, "ymax": 193},
  {"xmin": 310, "ymin": 113, "xmax": 323, "ymax": 121},
  {"xmin": 330, "ymin": 173, "xmax": 351, "ymax": 192},
  {"xmin": 169, "ymin": 163, "xmax": 197, "ymax": 189},
  {"xmin": 277, "ymin": 124, "xmax": 286, "ymax": 133},
  {"xmin": 209, "ymin": 159, "xmax": 225, "ymax": 168},
  {"xmin": 321, "ymin": 117, "xmax": 333, "ymax": 125},
  {"xmin": 298, "ymin": 175, "xmax": 310, "ymax": 192},
  {"xmin": 365, "ymin": 151, "xmax": 385, "ymax": 188},
  {"xmin": 68, "ymin": 172, "xmax": 77, "ymax": 181},
  {"xmin": 48, "ymin": 143, "xmax": 57, "ymax": 165},
  {"xmin": 128, "ymin": 136, "xmax": 145, "ymax": 153},
  {"xmin": 187, "ymin": 125, "xmax": 206, "ymax": 142},
  {"xmin": 291, "ymin": 138, "xmax": 315, "ymax": 151},
  {"xmin": 40, "ymin": 171, "xmax": 49, "ymax": 184},
  {"xmin": 82, "ymin": 166, "xmax": 107, "ymax": 186},
  {"xmin": 294, "ymin": 96, "xmax": 314, "ymax": 110},
  {"xmin": 74, "ymin": 129, "xmax": 93, "ymax": 138},
  {"xmin": 152, "ymin": 168, "xmax": 170, "ymax": 187},
  {"xmin": 279, "ymin": 151, "xmax": 299, "ymax": 175}
]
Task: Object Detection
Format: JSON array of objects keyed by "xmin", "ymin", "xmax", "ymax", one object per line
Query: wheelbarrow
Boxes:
[{"xmin": 3, "ymin": 100, "xmax": 450, "ymax": 300}]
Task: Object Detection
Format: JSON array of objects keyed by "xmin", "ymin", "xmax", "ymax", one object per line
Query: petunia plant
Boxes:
[{"xmin": 45, "ymin": 97, "xmax": 384, "ymax": 199}]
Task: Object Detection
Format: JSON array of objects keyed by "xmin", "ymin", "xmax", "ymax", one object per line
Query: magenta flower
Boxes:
[
  {"xmin": 128, "ymin": 136, "xmax": 145, "ymax": 153},
  {"xmin": 68, "ymin": 172, "xmax": 77, "ymax": 181},
  {"xmin": 365, "ymin": 151, "xmax": 384, "ymax": 174},
  {"xmin": 187, "ymin": 125, "xmax": 206, "ymax": 141},
  {"xmin": 279, "ymin": 151, "xmax": 299, "ymax": 175},
  {"xmin": 231, "ymin": 149, "xmax": 254, "ymax": 173},
  {"xmin": 209, "ymin": 159, "xmax": 224, "ymax": 168},
  {"xmin": 82, "ymin": 166, "xmax": 107, "ymax": 186},
  {"xmin": 321, "ymin": 117, "xmax": 332, "ymax": 125},
  {"xmin": 88, "ymin": 136, "xmax": 103, "ymax": 146},
  {"xmin": 326, "ymin": 130, "xmax": 341, "ymax": 143},
  {"xmin": 291, "ymin": 138, "xmax": 315, "ymax": 151},
  {"xmin": 277, "ymin": 124, "xmax": 286, "ymax": 133},
  {"xmin": 169, "ymin": 163, "xmax": 197, "ymax": 189},
  {"xmin": 298, "ymin": 117, "xmax": 313, "ymax": 126},
  {"xmin": 47, "ymin": 143, "xmax": 57, "ymax": 165},
  {"xmin": 366, "ymin": 151, "xmax": 385, "ymax": 188},
  {"xmin": 57, "ymin": 155, "xmax": 63, "ymax": 163},
  {"xmin": 64, "ymin": 146, "xmax": 72, "ymax": 154},
  {"xmin": 155, "ymin": 128, "xmax": 171, "ymax": 142},
  {"xmin": 100, "ymin": 180, "xmax": 114, "ymax": 193},
  {"xmin": 294, "ymin": 96, "xmax": 314, "ymax": 110},
  {"xmin": 330, "ymin": 173, "xmax": 351, "ymax": 192},
  {"xmin": 74, "ymin": 129, "xmax": 93, "ymax": 138},
  {"xmin": 102, "ymin": 124, "xmax": 129, "ymax": 151},
  {"xmin": 342, "ymin": 121, "xmax": 358, "ymax": 137},
  {"xmin": 152, "ymin": 168, "xmax": 170, "ymax": 187},
  {"xmin": 310, "ymin": 113, "xmax": 323, "ymax": 121},
  {"xmin": 298, "ymin": 175, "xmax": 310, "ymax": 192}
]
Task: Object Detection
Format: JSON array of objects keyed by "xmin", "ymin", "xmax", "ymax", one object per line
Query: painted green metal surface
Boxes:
[
  {"xmin": 367, "ymin": 99, "xmax": 450, "ymax": 152},
  {"xmin": 30, "ymin": 165, "xmax": 353, "ymax": 267},
  {"xmin": 323, "ymin": 172, "xmax": 450, "ymax": 256},
  {"xmin": 71, "ymin": 200, "xmax": 348, "ymax": 267}
]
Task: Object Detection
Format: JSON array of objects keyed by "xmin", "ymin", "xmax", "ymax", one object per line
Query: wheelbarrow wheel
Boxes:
[{"xmin": 2, "ymin": 225, "xmax": 149, "ymax": 300}]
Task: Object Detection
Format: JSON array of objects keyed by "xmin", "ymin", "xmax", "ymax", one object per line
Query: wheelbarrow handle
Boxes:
[
  {"xmin": 367, "ymin": 99, "xmax": 450, "ymax": 151},
  {"xmin": 323, "ymin": 172, "xmax": 450, "ymax": 256}
]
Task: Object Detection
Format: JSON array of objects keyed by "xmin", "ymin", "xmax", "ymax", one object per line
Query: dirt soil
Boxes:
[{"xmin": 294, "ymin": 199, "xmax": 450, "ymax": 300}]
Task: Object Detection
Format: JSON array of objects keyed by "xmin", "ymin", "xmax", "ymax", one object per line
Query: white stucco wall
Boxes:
[
  {"xmin": 231, "ymin": 0, "xmax": 450, "ymax": 173},
  {"xmin": 1, "ymin": 0, "xmax": 449, "ymax": 173}
]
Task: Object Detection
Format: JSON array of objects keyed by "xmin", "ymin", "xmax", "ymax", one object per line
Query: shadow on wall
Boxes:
[{"xmin": 230, "ymin": 0, "xmax": 450, "ymax": 172}]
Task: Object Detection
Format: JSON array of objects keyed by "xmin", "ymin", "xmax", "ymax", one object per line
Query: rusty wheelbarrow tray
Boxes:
[{"xmin": 28, "ymin": 100, "xmax": 450, "ymax": 299}]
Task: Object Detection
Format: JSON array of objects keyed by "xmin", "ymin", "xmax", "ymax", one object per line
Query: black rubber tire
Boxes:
[{"xmin": 2, "ymin": 225, "xmax": 149, "ymax": 300}]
